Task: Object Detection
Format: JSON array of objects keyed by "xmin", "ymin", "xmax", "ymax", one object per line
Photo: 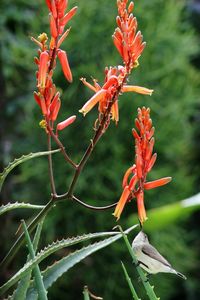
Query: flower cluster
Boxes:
[
  {"xmin": 113, "ymin": 0, "xmax": 146, "ymax": 70},
  {"xmin": 79, "ymin": 67, "xmax": 153, "ymax": 124},
  {"xmin": 79, "ymin": 0, "xmax": 151, "ymax": 126},
  {"xmin": 32, "ymin": 0, "xmax": 77, "ymax": 132},
  {"xmin": 113, "ymin": 107, "xmax": 172, "ymax": 224}
]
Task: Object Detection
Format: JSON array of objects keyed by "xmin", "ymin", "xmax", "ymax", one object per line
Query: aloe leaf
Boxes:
[
  {"xmin": 0, "ymin": 225, "xmax": 137, "ymax": 296},
  {"xmin": 0, "ymin": 202, "xmax": 44, "ymax": 216},
  {"xmin": 121, "ymin": 261, "xmax": 140, "ymax": 300},
  {"xmin": 26, "ymin": 225, "xmax": 137, "ymax": 300},
  {"xmin": 0, "ymin": 149, "xmax": 60, "ymax": 192},
  {"xmin": 22, "ymin": 220, "xmax": 47, "ymax": 300},
  {"xmin": 13, "ymin": 220, "xmax": 44, "ymax": 300}
]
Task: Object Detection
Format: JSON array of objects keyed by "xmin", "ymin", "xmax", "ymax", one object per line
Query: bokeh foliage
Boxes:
[{"xmin": 1, "ymin": 0, "xmax": 200, "ymax": 299}]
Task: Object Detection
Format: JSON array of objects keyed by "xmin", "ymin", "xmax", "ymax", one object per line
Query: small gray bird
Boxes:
[{"xmin": 132, "ymin": 231, "xmax": 186, "ymax": 280}]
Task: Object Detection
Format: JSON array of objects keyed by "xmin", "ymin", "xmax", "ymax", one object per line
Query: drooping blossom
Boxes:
[
  {"xmin": 79, "ymin": 66, "xmax": 153, "ymax": 124},
  {"xmin": 113, "ymin": 0, "xmax": 146, "ymax": 70},
  {"xmin": 113, "ymin": 107, "xmax": 172, "ymax": 224},
  {"xmin": 32, "ymin": 0, "xmax": 77, "ymax": 132}
]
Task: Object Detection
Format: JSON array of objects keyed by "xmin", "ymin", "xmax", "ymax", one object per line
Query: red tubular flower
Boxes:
[
  {"xmin": 59, "ymin": 6, "xmax": 78, "ymax": 27},
  {"xmin": 38, "ymin": 51, "xmax": 49, "ymax": 90},
  {"xmin": 49, "ymin": 13, "xmax": 58, "ymax": 38},
  {"xmin": 56, "ymin": 115, "xmax": 76, "ymax": 133},
  {"xmin": 113, "ymin": 107, "xmax": 172, "ymax": 224},
  {"xmin": 79, "ymin": 1, "xmax": 152, "ymax": 128},
  {"xmin": 32, "ymin": 0, "xmax": 77, "ymax": 128},
  {"xmin": 57, "ymin": 50, "xmax": 72, "ymax": 82},
  {"xmin": 113, "ymin": 0, "xmax": 146, "ymax": 69},
  {"xmin": 79, "ymin": 66, "xmax": 153, "ymax": 124}
]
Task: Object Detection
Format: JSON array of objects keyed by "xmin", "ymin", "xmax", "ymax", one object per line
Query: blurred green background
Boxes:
[{"xmin": 1, "ymin": 0, "xmax": 200, "ymax": 299}]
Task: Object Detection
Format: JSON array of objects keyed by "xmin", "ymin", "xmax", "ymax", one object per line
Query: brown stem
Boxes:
[
  {"xmin": 47, "ymin": 124, "xmax": 77, "ymax": 169},
  {"xmin": 47, "ymin": 133, "xmax": 56, "ymax": 195},
  {"xmin": 64, "ymin": 74, "xmax": 129, "ymax": 198},
  {"xmin": 72, "ymin": 195, "xmax": 117, "ymax": 211}
]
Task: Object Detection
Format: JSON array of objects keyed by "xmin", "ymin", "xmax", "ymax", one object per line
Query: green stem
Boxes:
[
  {"xmin": 121, "ymin": 261, "xmax": 141, "ymax": 300},
  {"xmin": 22, "ymin": 220, "xmax": 47, "ymax": 300},
  {"xmin": 0, "ymin": 199, "xmax": 54, "ymax": 269},
  {"xmin": 117, "ymin": 226, "xmax": 160, "ymax": 300},
  {"xmin": 83, "ymin": 286, "xmax": 90, "ymax": 300}
]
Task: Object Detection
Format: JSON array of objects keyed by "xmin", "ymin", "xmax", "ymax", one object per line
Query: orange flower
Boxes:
[
  {"xmin": 113, "ymin": 0, "xmax": 146, "ymax": 69},
  {"xmin": 37, "ymin": 51, "xmax": 49, "ymax": 90},
  {"xmin": 79, "ymin": 66, "xmax": 153, "ymax": 124},
  {"xmin": 57, "ymin": 50, "xmax": 73, "ymax": 82},
  {"xmin": 32, "ymin": 0, "xmax": 77, "ymax": 127},
  {"xmin": 113, "ymin": 107, "xmax": 172, "ymax": 224},
  {"xmin": 56, "ymin": 115, "xmax": 76, "ymax": 134}
]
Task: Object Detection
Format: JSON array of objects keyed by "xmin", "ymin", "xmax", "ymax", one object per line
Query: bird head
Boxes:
[{"xmin": 132, "ymin": 230, "xmax": 149, "ymax": 246}]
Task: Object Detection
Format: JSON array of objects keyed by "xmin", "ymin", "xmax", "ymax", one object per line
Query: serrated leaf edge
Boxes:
[
  {"xmin": 0, "ymin": 149, "xmax": 60, "ymax": 192},
  {"xmin": 0, "ymin": 225, "xmax": 137, "ymax": 296},
  {"xmin": 0, "ymin": 202, "xmax": 44, "ymax": 216}
]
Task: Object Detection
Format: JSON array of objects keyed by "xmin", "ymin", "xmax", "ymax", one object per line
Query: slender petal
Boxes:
[
  {"xmin": 79, "ymin": 89, "xmax": 107, "ymax": 116},
  {"xmin": 57, "ymin": 50, "xmax": 73, "ymax": 82},
  {"xmin": 49, "ymin": 13, "xmax": 58, "ymax": 38},
  {"xmin": 111, "ymin": 100, "xmax": 119, "ymax": 124},
  {"xmin": 51, "ymin": 99, "xmax": 61, "ymax": 121},
  {"xmin": 38, "ymin": 51, "xmax": 49, "ymax": 89},
  {"xmin": 122, "ymin": 165, "xmax": 135, "ymax": 188},
  {"xmin": 57, "ymin": 115, "xmax": 76, "ymax": 131},
  {"xmin": 146, "ymin": 153, "xmax": 157, "ymax": 173},
  {"xmin": 113, "ymin": 186, "xmax": 130, "ymax": 220},
  {"xmin": 80, "ymin": 77, "xmax": 97, "ymax": 92},
  {"xmin": 144, "ymin": 177, "xmax": 172, "ymax": 190},
  {"xmin": 122, "ymin": 85, "xmax": 153, "ymax": 95},
  {"xmin": 136, "ymin": 190, "xmax": 147, "ymax": 224},
  {"xmin": 59, "ymin": 6, "xmax": 78, "ymax": 26},
  {"xmin": 58, "ymin": 28, "xmax": 71, "ymax": 48}
]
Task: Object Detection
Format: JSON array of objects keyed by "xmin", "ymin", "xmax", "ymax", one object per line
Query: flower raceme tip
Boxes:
[
  {"xmin": 113, "ymin": 0, "xmax": 146, "ymax": 70},
  {"xmin": 113, "ymin": 107, "xmax": 172, "ymax": 224},
  {"xmin": 32, "ymin": 0, "xmax": 77, "ymax": 129}
]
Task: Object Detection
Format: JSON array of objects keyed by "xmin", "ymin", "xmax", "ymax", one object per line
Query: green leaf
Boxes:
[
  {"xmin": 0, "ymin": 202, "xmax": 44, "ymax": 216},
  {"xmin": 0, "ymin": 225, "xmax": 137, "ymax": 297},
  {"xmin": 12, "ymin": 220, "xmax": 44, "ymax": 300},
  {"xmin": 121, "ymin": 261, "xmax": 141, "ymax": 300},
  {"xmin": 22, "ymin": 220, "xmax": 47, "ymax": 300},
  {"xmin": 0, "ymin": 149, "xmax": 60, "ymax": 192},
  {"xmin": 26, "ymin": 225, "xmax": 138, "ymax": 300}
]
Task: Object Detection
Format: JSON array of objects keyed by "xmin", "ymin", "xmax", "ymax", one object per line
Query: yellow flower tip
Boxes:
[
  {"xmin": 133, "ymin": 60, "xmax": 139, "ymax": 68},
  {"xmin": 39, "ymin": 119, "xmax": 47, "ymax": 129},
  {"xmin": 38, "ymin": 33, "xmax": 48, "ymax": 43},
  {"xmin": 79, "ymin": 108, "xmax": 86, "ymax": 116},
  {"xmin": 112, "ymin": 212, "xmax": 120, "ymax": 221},
  {"xmin": 149, "ymin": 89, "xmax": 154, "ymax": 96}
]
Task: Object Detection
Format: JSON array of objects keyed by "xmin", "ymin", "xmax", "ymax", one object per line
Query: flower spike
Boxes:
[
  {"xmin": 114, "ymin": 107, "xmax": 172, "ymax": 224},
  {"xmin": 32, "ymin": 0, "xmax": 77, "ymax": 127}
]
